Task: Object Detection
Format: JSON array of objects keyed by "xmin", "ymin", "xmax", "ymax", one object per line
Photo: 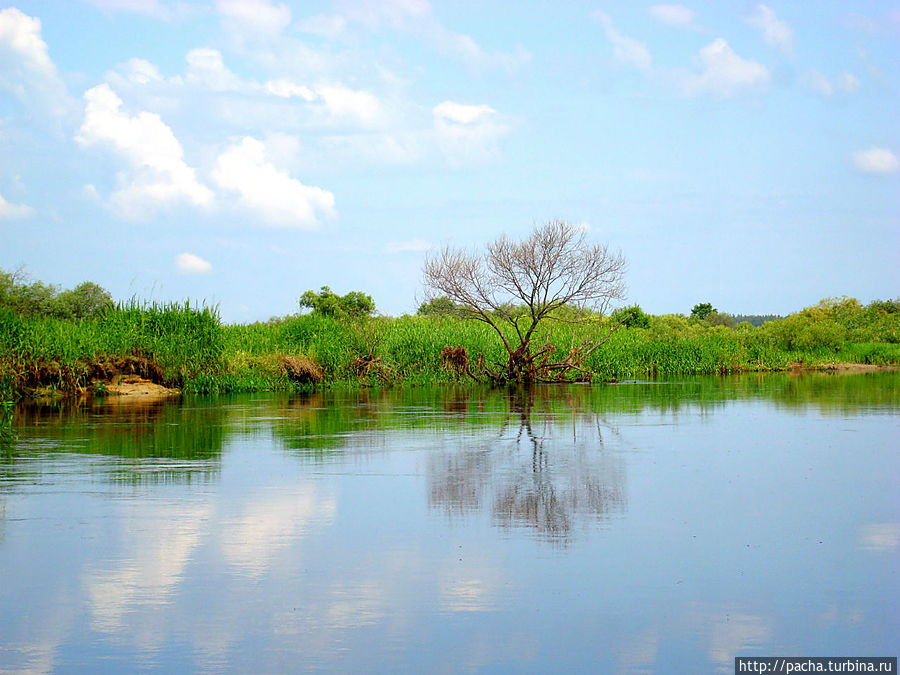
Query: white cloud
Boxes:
[
  {"xmin": 649, "ymin": 5, "xmax": 698, "ymax": 30},
  {"xmin": 427, "ymin": 26, "xmax": 531, "ymax": 73},
  {"xmin": 175, "ymin": 252, "xmax": 212, "ymax": 274},
  {"xmin": 211, "ymin": 136, "xmax": 336, "ymax": 227},
  {"xmin": 0, "ymin": 7, "xmax": 71, "ymax": 116},
  {"xmin": 298, "ymin": 13, "xmax": 348, "ymax": 37},
  {"xmin": 119, "ymin": 57, "xmax": 165, "ymax": 85},
  {"xmin": 0, "ymin": 192, "xmax": 34, "ymax": 219},
  {"xmin": 433, "ymin": 101, "xmax": 495, "ymax": 125},
  {"xmin": 803, "ymin": 70, "xmax": 860, "ymax": 98},
  {"xmin": 215, "ymin": 0, "xmax": 291, "ymax": 36},
  {"xmin": 385, "ymin": 238, "xmax": 434, "ymax": 253},
  {"xmin": 859, "ymin": 523, "xmax": 900, "ymax": 552},
  {"xmin": 265, "ymin": 79, "xmax": 315, "ymax": 100},
  {"xmin": 433, "ymin": 101, "xmax": 508, "ymax": 166},
  {"xmin": 592, "ymin": 11, "xmax": 653, "ymax": 73},
  {"xmin": 853, "ymin": 148, "xmax": 899, "ymax": 174},
  {"xmin": 682, "ymin": 39, "xmax": 769, "ymax": 98},
  {"xmin": 316, "ymin": 84, "xmax": 385, "ymax": 128},
  {"xmin": 75, "ymin": 84, "xmax": 214, "ymax": 219},
  {"xmin": 178, "ymin": 48, "xmax": 385, "ymax": 128},
  {"xmin": 334, "ymin": 0, "xmax": 530, "ymax": 73},
  {"xmin": 745, "ymin": 4, "xmax": 793, "ymax": 54},
  {"xmin": 185, "ymin": 47, "xmax": 243, "ymax": 91},
  {"xmin": 82, "ymin": 0, "xmax": 184, "ymax": 19}
]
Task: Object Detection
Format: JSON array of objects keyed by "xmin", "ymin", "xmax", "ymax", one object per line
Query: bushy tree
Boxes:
[
  {"xmin": 0, "ymin": 268, "xmax": 112, "ymax": 318},
  {"xmin": 50, "ymin": 282, "xmax": 113, "ymax": 319},
  {"xmin": 299, "ymin": 286, "xmax": 375, "ymax": 319},
  {"xmin": 417, "ymin": 296, "xmax": 458, "ymax": 316},
  {"xmin": 611, "ymin": 304, "xmax": 650, "ymax": 329},
  {"xmin": 690, "ymin": 302, "xmax": 715, "ymax": 320},
  {"xmin": 705, "ymin": 311, "xmax": 735, "ymax": 328}
]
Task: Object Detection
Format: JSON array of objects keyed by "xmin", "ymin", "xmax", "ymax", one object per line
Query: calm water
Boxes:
[{"xmin": 1, "ymin": 374, "xmax": 897, "ymax": 673}]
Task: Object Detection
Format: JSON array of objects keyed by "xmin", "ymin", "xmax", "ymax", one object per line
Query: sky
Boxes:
[{"xmin": 0, "ymin": 0, "xmax": 897, "ymax": 322}]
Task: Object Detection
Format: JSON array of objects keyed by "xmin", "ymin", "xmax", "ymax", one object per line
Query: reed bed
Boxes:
[{"xmin": 1, "ymin": 297, "xmax": 898, "ymax": 399}]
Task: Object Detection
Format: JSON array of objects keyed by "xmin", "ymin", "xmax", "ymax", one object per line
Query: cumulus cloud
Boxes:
[
  {"xmin": 649, "ymin": 5, "xmax": 698, "ymax": 30},
  {"xmin": 211, "ymin": 136, "xmax": 335, "ymax": 227},
  {"xmin": 75, "ymin": 84, "xmax": 214, "ymax": 219},
  {"xmin": 175, "ymin": 252, "xmax": 212, "ymax": 274},
  {"xmin": 745, "ymin": 4, "xmax": 793, "ymax": 54},
  {"xmin": 179, "ymin": 48, "xmax": 385, "ymax": 129},
  {"xmin": 0, "ymin": 192, "xmax": 34, "ymax": 219},
  {"xmin": 0, "ymin": 7, "xmax": 71, "ymax": 116},
  {"xmin": 433, "ymin": 101, "xmax": 508, "ymax": 166},
  {"xmin": 120, "ymin": 57, "xmax": 165, "ymax": 85},
  {"xmin": 682, "ymin": 39, "xmax": 769, "ymax": 98},
  {"xmin": 592, "ymin": 11, "xmax": 653, "ymax": 72},
  {"xmin": 853, "ymin": 148, "xmax": 899, "ymax": 174},
  {"xmin": 802, "ymin": 70, "xmax": 860, "ymax": 98}
]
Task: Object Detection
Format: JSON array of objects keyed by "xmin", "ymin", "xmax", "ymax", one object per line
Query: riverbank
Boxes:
[{"xmin": 2, "ymin": 297, "xmax": 898, "ymax": 401}]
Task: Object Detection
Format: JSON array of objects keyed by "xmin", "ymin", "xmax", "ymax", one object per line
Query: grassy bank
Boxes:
[{"xmin": 1, "ymin": 296, "xmax": 898, "ymax": 403}]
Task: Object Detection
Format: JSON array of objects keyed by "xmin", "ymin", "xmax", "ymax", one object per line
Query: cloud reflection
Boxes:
[
  {"xmin": 219, "ymin": 484, "xmax": 337, "ymax": 577},
  {"xmin": 858, "ymin": 523, "xmax": 900, "ymax": 552},
  {"xmin": 83, "ymin": 501, "xmax": 213, "ymax": 635}
]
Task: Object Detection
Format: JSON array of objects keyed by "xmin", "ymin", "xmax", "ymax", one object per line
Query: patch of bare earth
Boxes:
[
  {"xmin": 105, "ymin": 375, "xmax": 180, "ymax": 399},
  {"xmin": 790, "ymin": 362, "xmax": 899, "ymax": 374}
]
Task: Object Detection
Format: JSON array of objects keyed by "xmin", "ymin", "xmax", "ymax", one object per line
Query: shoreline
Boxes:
[{"xmin": 14, "ymin": 361, "xmax": 899, "ymax": 404}]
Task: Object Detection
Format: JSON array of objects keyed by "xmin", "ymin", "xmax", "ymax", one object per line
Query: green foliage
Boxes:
[
  {"xmin": 2, "ymin": 290, "xmax": 899, "ymax": 397},
  {"xmin": 0, "ymin": 374, "xmax": 15, "ymax": 447},
  {"xmin": 417, "ymin": 296, "xmax": 458, "ymax": 316},
  {"xmin": 299, "ymin": 286, "xmax": 375, "ymax": 319},
  {"xmin": 867, "ymin": 298, "xmax": 899, "ymax": 314},
  {"xmin": 51, "ymin": 282, "xmax": 113, "ymax": 319},
  {"xmin": 0, "ymin": 268, "xmax": 113, "ymax": 319},
  {"xmin": 704, "ymin": 311, "xmax": 735, "ymax": 328},
  {"xmin": 690, "ymin": 302, "xmax": 715, "ymax": 320},
  {"xmin": 611, "ymin": 305, "xmax": 651, "ymax": 329},
  {"xmin": 732, "ymin": 314, "xmax": 782, "ymax": 327}
]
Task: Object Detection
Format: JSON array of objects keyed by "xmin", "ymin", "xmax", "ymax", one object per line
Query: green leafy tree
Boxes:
[
  {"xmin": 299, "ymin": 286, "xmax": 375, "ymax": 319},
  {"xmin": 690, "ymin": 302, "xmax": 715, "ymax": 320},
  {"xmin": 1, "ymin": 268, "xmax": 113, "ymax": 319},
  {"xmin": 49, "ymin": 282, "xmax": 113, "ymax": 319},
  {"xmin": 705, "ymin": 311, "xmax": 734, "ymax": 328},
  {"xmin": 417, "ymin": 296, "xmax": 458, "ymax": 316},
  {"xmin": 611, "ymin": 304, "xmax": 650, "ymax": 329}
]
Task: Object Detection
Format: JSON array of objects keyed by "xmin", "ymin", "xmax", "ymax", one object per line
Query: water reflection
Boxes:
[
  {"xmin": 0, "ymin": 373, "xmax": 896, "ymax": 673},
  {"xmin": 6, "ymin": 397, "xmax": 226, "ymax": 485},
  {"xmin": 428, "ymin": 387, "xmax": 626, "ymax": 542}
]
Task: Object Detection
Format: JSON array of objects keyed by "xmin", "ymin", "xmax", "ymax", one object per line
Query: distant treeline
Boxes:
[{"xmin": 732, "ymin": 314, "xmax": 783, "ymax": 327}]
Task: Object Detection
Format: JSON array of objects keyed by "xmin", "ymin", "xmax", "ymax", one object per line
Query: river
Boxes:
[{"xmin": 1, "ymin": 373, "xmax": 897, "ymax": 673}]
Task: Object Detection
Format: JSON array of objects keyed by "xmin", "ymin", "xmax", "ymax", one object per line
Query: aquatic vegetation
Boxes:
[{"xmin": 0, "ymin": 292, "xmax": 897, "ymax": 398}]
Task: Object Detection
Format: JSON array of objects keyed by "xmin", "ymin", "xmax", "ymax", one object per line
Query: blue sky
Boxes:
[{"xmin": 0, "ymin": 0, "xmax": 897, "ymax": 322}]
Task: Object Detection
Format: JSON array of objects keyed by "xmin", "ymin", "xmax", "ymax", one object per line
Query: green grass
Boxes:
[{"xmin": 1, "ymin": 297, "xmax": 898, "ymax": 398}]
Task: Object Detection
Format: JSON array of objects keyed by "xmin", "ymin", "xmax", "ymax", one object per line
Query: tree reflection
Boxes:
[{"xmin": 428, "ymin": 386, "xmax": 626, "ymax": 543}]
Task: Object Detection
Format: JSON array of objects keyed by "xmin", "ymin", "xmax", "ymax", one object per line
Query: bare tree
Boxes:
[{"xmin": 423, "ymin": 219, "xmax": 627, "ymax": 383}]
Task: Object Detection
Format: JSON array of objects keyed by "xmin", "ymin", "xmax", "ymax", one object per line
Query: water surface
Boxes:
[{"xmin": 1, "ymin": 374, "xmax": 898, "ymax": 673}]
